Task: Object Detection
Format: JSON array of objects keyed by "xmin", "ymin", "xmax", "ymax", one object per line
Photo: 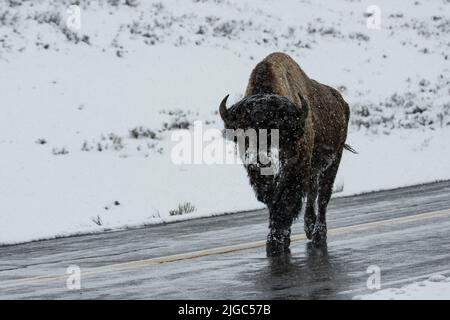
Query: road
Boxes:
[{"xmin": 1, "ymin": 180, "xmax": 450, "ymax": 299}]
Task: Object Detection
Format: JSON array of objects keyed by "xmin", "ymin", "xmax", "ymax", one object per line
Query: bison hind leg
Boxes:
[
  {"xmin": 312, "ymin": 150, "xmax": 343, "ymax": 246},
  {"xmin": 304, "ymin": 210, "xmax": 316, "ymax": 240},
  {"xmin": 312, "ymin": 222, "xmax": 327, "ymax": 246},
  {"xmin": 304, "ymin": 175, "xmax": 319, "ymax": 240}
]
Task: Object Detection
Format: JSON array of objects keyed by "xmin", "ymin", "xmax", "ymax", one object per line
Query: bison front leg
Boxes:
[{"xmin": 266, "ymin": 181, "xmax": 303, "ymax": 256}]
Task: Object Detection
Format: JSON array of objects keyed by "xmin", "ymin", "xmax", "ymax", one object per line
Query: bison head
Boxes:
[
  {"xmin": 218, "ymin": 93, "xmax": 309, "ymax": 204},
  {"xmin": 219, "ymin": 93, "xmax": 309, "ymax": 146}
]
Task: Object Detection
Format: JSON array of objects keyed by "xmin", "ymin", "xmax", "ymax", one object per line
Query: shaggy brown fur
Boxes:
[{"xmin": 219, "ymin": 52, "xmax": 350, "ymax": 255}]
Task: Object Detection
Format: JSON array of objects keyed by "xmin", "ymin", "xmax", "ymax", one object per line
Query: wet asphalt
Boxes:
[{"xmin": 1, "ymin": 180, "xmax": 450, "ymax": 299}]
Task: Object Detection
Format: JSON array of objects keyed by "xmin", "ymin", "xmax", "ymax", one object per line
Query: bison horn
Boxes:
[{"xmin": 219, "ymin": 94, "xmax": 230, "ymax": 121}]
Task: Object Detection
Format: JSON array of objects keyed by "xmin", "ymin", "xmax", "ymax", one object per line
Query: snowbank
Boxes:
[{"xmin": 356, "ymin": 274, "xmax": 450, "ymax": 300}]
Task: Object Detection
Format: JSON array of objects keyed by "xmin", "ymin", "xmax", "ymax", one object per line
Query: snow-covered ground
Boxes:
[
  {"xmin": 356, "ymin": 274, "xmax": 450, "ymax": 300},
  {"xmin": 1, "ymin": 0, "xmax": 450, "ymax": 244}
]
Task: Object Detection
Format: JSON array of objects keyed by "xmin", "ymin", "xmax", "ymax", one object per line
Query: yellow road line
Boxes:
[{"xmin": 1, "ymin": 208, "xmax": 449, "ymax": 289}]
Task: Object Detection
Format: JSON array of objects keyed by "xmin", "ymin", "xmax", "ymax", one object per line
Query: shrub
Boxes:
[
  {"xmin": 130, "ymin": 126, "xmax": 158, "ymax": 139},
  {"xmin": 169, "ymin": 202, "xmax": 196, "ymax": 216}
]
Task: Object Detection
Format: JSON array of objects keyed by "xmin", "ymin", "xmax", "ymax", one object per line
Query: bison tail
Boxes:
[{"xmin": 344, "ymin": 144, "xmax": 358, "ymax": 154}]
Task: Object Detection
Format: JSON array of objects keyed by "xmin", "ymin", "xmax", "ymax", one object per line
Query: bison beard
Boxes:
[{"xmin": 219, "ymin": 52, "xmax": 351, "ymax": 256}]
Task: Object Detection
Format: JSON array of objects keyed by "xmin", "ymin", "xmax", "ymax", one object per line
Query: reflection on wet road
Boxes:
[{"xmin": 252, "ymin": 243, "xmax": 349, "ymax": 299}]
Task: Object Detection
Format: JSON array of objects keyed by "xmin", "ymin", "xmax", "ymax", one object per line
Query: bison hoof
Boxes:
[
  {"xmin": 266, "ymin": 229, "xmax": 291, "ymax": 257},
  {"xmin": 304, "ymin": 215, "xmax": 316, "ymax": 240},
  {"xmin": 312, "ymin": 223, "xmax": 327, "ymax": 246}
]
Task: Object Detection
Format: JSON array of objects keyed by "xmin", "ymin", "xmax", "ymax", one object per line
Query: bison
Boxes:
[{"xmin": 219, "ymin": 52, "xmax": 354, "ymax": 255}]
